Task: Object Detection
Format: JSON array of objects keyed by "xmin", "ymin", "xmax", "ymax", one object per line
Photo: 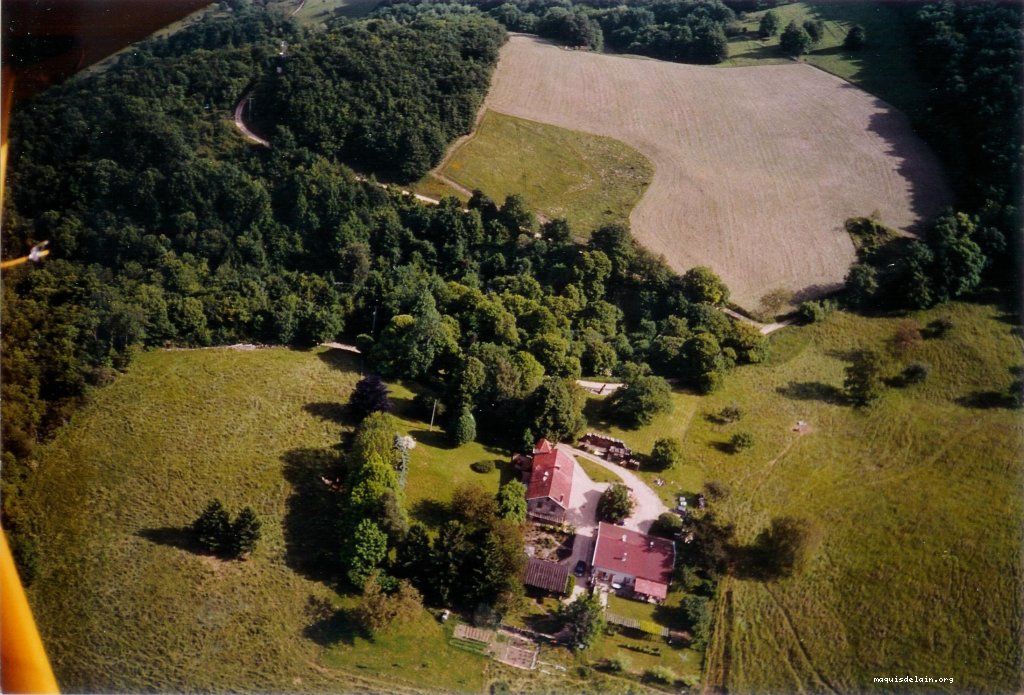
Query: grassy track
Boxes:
[
  {"xmin": 595, "ymin": 302, "xmax": 1022, "ymax": 692},
  {"xmin": 722, "ymin": 2, "xmax": 927, "ymax": 118},
  {"xmin": 438, "ymin": 110, "xmax": 653, "ymax": 237}
]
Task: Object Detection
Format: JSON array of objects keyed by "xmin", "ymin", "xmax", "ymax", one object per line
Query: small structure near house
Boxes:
[
  {"xmin": 578, "ymin": 432, "xmax": 638, "ymax": 468},
  {"xmin": 590, "ymin": 522, "xmax": 675, "ymax": 603},
  {"xmin": 522, "ymin": 557, "xmax": 570, "ymax": 596},
  {"xmin": 521, "ymin": 439, "xmax": 576, "ymax": 525}
]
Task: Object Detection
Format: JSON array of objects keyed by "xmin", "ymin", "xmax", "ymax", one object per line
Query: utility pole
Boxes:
[{"xmin": 429, "ymin": 398, "xmax": 438, "ymax": 431}]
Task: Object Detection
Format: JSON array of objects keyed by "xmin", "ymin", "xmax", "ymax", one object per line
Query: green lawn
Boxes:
[
  {"xmin": 722, "ymin": 2, "xmax": 928, "ymax": 118},
  {"xmin": 575, "ymin": 456, "xmax": 622, "ymax": 484},
  {"xmin": 594, "ymin": 302, "xmax": 1023, "ymax": 692},
  {"xmin": 439, "ymin": 110, "xmax": 653, "ymax": 238},
  {"xmin": 269, "ymin": 0, "xmax": 382, "ymax": 23}
]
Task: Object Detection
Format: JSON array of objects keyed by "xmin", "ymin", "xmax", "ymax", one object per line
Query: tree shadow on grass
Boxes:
[
  {"xmin": 955, "ymin": 391, "xmax": 1018, "ymax": 410},
  {"xmin": 411, "ymin": 498, "xmax": 450, "ymax": 528},
  {"xmin": 303, "ymin": 607, "xmax": 364, "ymax": 646},
  {"xmin": 281, "ymin": 446, "xmax": 346, "ymax": 584},
  {"xmin": 317, "ymin": 348, "xmax": 362, "ymax": 373},
  {"xmin": 303, "ymin": 402, "xmax": 349, "ymax": 424},
  {"xmin": 137, "ymin": 526, "xmax": 202, "ymax": 554},
  {"xmin": 409, "ymin": 427, "xmax": 453, "ymax": 450},
  {"xmin": 776, "ymin": 381, "xmax": 848, "ymax": 405},
  {"xmin": 709, "ymin": 441, "xmax": 736, "ymax": 454}
]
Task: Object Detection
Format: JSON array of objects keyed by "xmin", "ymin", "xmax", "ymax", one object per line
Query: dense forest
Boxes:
[
  {"xmin": 378, "ymin": 0, "xmax": 739, "ymax": 62},
  {"xmin": 840, "ymin": 1, "xmax": 1022, "ymax": 313},
  {"xmin": 1, "ymin": 1, "xmax": 762, "ymax": 579}
]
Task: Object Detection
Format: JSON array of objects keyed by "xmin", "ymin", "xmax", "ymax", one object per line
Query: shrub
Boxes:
[
  {"xmin": 844, "ymin": 349, "xmax": 887, "ymax": 406},
  {"xmin": 717, "ymin": 404, "xmax": 742, "ymax": 423},
  {"xmin": 192, "ymin": 500, "xmax": 260, "ymax": 559},
  {"xmin": 901, "ymin": 362, "xmax": 930, "ymax": 385},
  {"xmin": 564, "ymin": 574, "xmax": 576, "ymax": 595},
  {"xmin": 603, "ymin": 654, "xmax": 631, "ymax": 673},
  {"xmin": 644, "ymin": 666, "xmax": 676, "ymax": 685},
  {"xmin": 192, "ymin": 499, "xmax": 231, "ymax": 554},
  {"xmin": 780, "ymin": 21, "xmax": 812, "ymax": 56},
  {"xmin": 729, "ymin": 432, "xmax": 754, "ymax": 453},
  {"xmin": 890, "ymin": 320, "xmax": 922, "ymax": 356},
  {"xmin": 650, "ymin": 437, "xmax": 683, "ymax": 470},
  {"xmin": 471, "ymin": 459, "xmax": 495, "ymax": 474},
  {"xmin": 652, "ymin": 512, "xmax": 683, "ymax": 538},
  {"xmin": 228, "ymin": 507, "xmax": 262, "ymax": 558},
  {"xmin": 758, "ymin": 287, "xmax": 792, "ymax": 319},
  {"xmin": 490, "ymin": 681, "xmax": 510, "ymax": 695},
  {"xmin": 844, "ymin": 24, "xmax": 866, "ymax": 50},
  {"xmin": 704, "ymin": 480, "xmax": 729, "ymax": 500},
  {"xmin": 575, "ymin": 665, "xmax": 592, "ymax": 679},
  {"xmin": 926, "ymin": 317, "xmax": 954, "ymax": 338},
  {"xmin": 797, "ymin": 300, "xmax": 833, "ymax": 324},
  {"xmin": 448, "ymin": 405, "xmax": 476, "ymax": 445},
  {"xmin": 758, "ymin": 10, "xmax": 779, "ymax": 37},
  {"xmin": 803, "ymin": 19, "xmax": 824, "ymax": 43}
]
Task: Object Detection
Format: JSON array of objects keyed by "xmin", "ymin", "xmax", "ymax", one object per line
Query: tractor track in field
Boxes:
[{"xmin": 762, "ymin": 585, "xmax": 841, "ymax": 695}]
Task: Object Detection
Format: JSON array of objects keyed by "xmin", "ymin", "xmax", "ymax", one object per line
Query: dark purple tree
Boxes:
[{"xmin": 348, "ymin": 374, "xmax": 393, "ymax": 423}]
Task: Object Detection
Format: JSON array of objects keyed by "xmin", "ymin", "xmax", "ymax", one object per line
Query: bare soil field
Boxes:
[{"xmin": 484, "ymin": 35, "xmax": 951, "ymax": 309}]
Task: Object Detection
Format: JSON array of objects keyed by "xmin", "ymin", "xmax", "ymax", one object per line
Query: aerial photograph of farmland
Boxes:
[{"xmin": 0, "ymin": 0, "xmax": 1020, "ymax": 693}]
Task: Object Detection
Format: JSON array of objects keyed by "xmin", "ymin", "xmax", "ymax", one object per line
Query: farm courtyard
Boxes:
[{"xmin": 448, "ymin": 33, "xmax": 951, "ymax": 309}]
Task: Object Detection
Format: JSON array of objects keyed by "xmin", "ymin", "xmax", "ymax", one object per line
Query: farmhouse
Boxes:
[
  {"xmin": 591, "ymin": 522, "xmax": 675, "ymax": 602},
  {"xmin": 519, "ymin": 439, "xmax": 576, "ymax": 524}
]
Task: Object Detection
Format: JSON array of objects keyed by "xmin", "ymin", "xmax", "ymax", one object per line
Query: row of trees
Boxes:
[{"xmin": 450, "ymin": 0, "xmax": 739, "ymax": 63}]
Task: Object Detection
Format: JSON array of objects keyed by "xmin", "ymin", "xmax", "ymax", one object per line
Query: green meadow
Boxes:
[
  {"xmin": 722, "ymin": 2, "xmax": 928, "ymax": 118},
  {"xmin": 437, "ymin": 110, "xmax": 653, "ymax": 237}
]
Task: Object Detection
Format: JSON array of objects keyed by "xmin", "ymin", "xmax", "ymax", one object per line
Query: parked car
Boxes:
[{"xmin": 573, "ymin": 560, "xmax": 587, "ymax": 577}]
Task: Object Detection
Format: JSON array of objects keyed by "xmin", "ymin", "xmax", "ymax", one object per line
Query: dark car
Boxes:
[{"xmin": 573, "ymin": 560, "xmax": 587, "ymax": 577}]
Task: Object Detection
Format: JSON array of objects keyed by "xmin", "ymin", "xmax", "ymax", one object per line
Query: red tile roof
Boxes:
[
  {"xmin": 592, "ymin": 522, "xmax": 675, "ymax": 586},
  {"xmin": 534, "ymin": 438, "xmax": 554, "ymax": 454},
  {"xmin": 633, "ymin": 577, "xmax": 669, "ymax": 601},
  {"xmin": 525, "ymin": 448, "xmax": 575, "ymax": 508}
]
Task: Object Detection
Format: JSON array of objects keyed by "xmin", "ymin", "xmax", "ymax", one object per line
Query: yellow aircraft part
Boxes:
[{"xmin": 0, "ymin": 530, "xmax": 59, "ymax": 694}]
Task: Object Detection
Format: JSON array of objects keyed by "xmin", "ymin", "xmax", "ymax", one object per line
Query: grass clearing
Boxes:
[
  {"xmin": 438, "ymin": 110, "xmax": 653, "ymax": 237},
  {"xmin": 18, "ymin": 347, "xmax": 497, "ymax": 692},
  {"xmin": 483, "ymin": 34, "xmax": 950, "ymax": 309},
  {"xmin": 575, "ymin": 456, "xmax": 623, "ymax": 484},
  {"xmin": 723, "ymin": 2, "xmax": 927, "ymax": 118},
  {"xmin": 594, "ymin": 302, "xmax": 1023, "ymax": 692}
]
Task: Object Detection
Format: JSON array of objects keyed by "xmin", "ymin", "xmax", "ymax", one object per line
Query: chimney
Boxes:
[
  {"xmin": 649, "ymin": 541, "xmax": 654, "ymax": 549},
  {"xmin": 621, "ymin": 534, "xmax": 627, "ymax": 542},
  {"xmin": 622, "ymin": 552, "xmax": 628, "ymax": 562}
]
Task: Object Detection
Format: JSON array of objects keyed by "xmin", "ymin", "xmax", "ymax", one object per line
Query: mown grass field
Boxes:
[
  {"xmin": 438, "ymin": 110, "xmax": 653, "ymax": 237},
  {"xmin": 591, "ymin": 302, "xmax": 1022, "ymax": 692},
  {"xmin": 483, "ymin": 34, "xmax": 949, "ymax": 309},
  {"xmin": 722, "ymin": 2, "xmax": 927, "ymax": 118}
]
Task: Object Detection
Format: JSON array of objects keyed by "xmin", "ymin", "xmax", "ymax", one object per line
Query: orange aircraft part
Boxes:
[{"xmin": 0, "ymin": 531, "xmax": 59, "ymax": 694}]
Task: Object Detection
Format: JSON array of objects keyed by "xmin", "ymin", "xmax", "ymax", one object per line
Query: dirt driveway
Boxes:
[{"xmin": 561, "ymin": 444, "xmax": 669, "ymax": 535}]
